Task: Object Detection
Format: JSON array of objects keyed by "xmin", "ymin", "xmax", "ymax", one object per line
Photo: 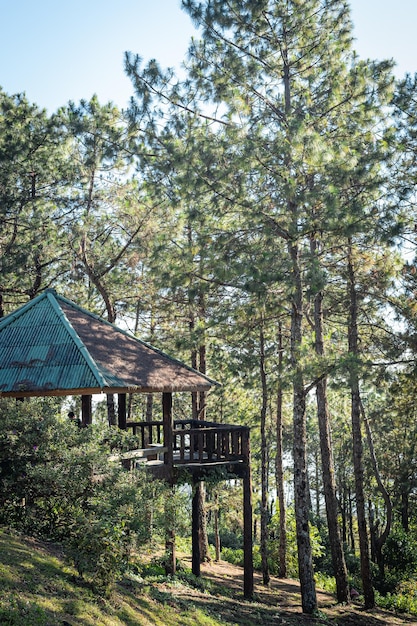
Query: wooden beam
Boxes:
[{"xmin": 108, "ymin": 447, "xmax": 168, "ymax": 462}]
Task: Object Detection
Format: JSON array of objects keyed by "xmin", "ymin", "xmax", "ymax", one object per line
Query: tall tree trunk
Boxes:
[
  {"xmin": 275, "ymin": 321, "xmax": 287, "ymax": 578},
  {"xmin": 289, "ymin": 238, "xmax": 317, "ymax": 614},
  {"xmin": 165, "ymin": 489, "xmax": 176, "ymax": 576},
  {"xmin": 316, "ymin": 373, "xmax": 350, "ymax": 603},
  {"xmin": 341, "ymin": 484, "xmax": 347, "ymax": 545},
  {"xmin": 259, "ymin": 320, "xmax": 270, "ymax": 586},
  {"xmin": 188, "ymin": 275, "xmax": 210, "ymax": 563},
  {"xmin": 146, "ymin": 393, "xmax": 153, "ymax": 422},
  {"xmin": 196, "ymin": 481, "xmax": 210, "ymax": 563},
  {"xmin": 348, "ymin": 487, "xmax": 355, "ymax": 552},
  {"xmin": 198, "ymin": 341, "xmax": 207, "ymax": 420},
  {"xmin": 282, "ymin": 28, "xmax": 316, "ymax": 610},
  {"xmin": 311, "ymin": 234, "xmax": 350, "ymax": 604},
  {"xmin": 192, "ymin": 480, "xmax": 201, "ymax": 577},
  {"xmin": 162, "ymin": 392, "xmax": 176, "ymax": 576},
  {"xmin": 347, "ymin": 240, "xmax": 374, "ymax": 609}
]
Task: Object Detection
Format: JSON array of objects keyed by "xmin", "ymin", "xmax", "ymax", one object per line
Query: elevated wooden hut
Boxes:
[{"xmin": 0, "ymin": 289, "xmax": 253, "ymax": 597}]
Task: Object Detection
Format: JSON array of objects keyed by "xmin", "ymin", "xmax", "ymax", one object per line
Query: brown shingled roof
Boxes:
[{"xmin": 0, "ymin": 290, "xmax": 219, "ymax": 397}]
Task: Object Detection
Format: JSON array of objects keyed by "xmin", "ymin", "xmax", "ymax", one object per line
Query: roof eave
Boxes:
[{"xmin": 0, "ymin": 383, "xmax": 216, "ymax": 398}]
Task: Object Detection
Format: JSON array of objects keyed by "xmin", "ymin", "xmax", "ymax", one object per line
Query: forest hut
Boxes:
[{"xmin": 0, "ymin": 289, "xmax": 253, "ymax": 597}]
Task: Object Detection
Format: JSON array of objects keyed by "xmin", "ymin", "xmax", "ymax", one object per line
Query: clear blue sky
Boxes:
[{"xmin": 0, "ymin": 0, "xmax": 415, "ymax": 113}]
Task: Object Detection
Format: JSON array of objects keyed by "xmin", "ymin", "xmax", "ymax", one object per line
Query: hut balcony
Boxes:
[{"xmin": 122, "ymin": 418, "xmax": 250, "ymax": 479}]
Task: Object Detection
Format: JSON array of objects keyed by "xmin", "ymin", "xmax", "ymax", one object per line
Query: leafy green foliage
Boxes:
[
  {"xmin": 268, "ymin": 508, "xmax": 324, "ymax": 578},
  {"xmin": 0, "ymin": 398, "xmax": 167, "ymax": 593},
  {"xmin": 374, "ymin": 526, "xmax": 417, "ymax": 596}
]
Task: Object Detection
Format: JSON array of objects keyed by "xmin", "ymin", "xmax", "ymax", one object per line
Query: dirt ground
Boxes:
[{"xmin": 155, "ymin": 557, "xmax": 417, "ymax": 626}]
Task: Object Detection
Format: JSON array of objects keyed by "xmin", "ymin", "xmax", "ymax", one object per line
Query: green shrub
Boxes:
[
  {"xmin": 65, "ymin": 515, "xmax": 129, "ymax": 595},
  {"xmin": 383, "ymin": 526, "xmax": 417, "ymax": 579},
  {"xmin": 0, "ymin": 398, "xmax": 168, "ymax": 595},
  {"xmin": 268, "ymin": 507, "xmax": 324, "ymax": 578},
  {"xmin": 0, "ymin": 594, "xmax": 47, "ymax": 625},
  {"xmin": 220, "ymin": 546, "xmax": 244, "ymax": 567},
  {"xmin": 376, "ymin": 581, "xmax": 417, "ymax": 616},
  {"xmin": 208, "ymin": 529, "xmax": 243, "ymax": 550},
  {"xmin": 221, "ymin": 545, "xmax": 262, "ymax": 571}
]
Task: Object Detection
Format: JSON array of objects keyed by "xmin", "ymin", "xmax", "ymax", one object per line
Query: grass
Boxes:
[
  {"xmin": 0, "ymin": 529, "xmax": 225, "ymax": 626},
  {"xmin": 2, "ymin": 528, "xmax": 416, "ymax": 626}
]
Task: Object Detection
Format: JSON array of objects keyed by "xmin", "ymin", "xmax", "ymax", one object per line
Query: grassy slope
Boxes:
[
  {"xmin": 2, "ymin": 529, "xmax": 417, "ymax": 626},
  {"xmin": 0, "ymin": 530, "xmax": 221, "ymax": 626}
]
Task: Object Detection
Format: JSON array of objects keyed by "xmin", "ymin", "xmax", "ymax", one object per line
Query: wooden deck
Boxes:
[{"xmin": 123, "ymin": 418, "xmax": 250, "ymax": 479}]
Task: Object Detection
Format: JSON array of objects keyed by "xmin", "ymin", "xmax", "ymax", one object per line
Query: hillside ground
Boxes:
[{"xmin": 1, "ymin": 530, "xmax": 417, "ymax": 626}]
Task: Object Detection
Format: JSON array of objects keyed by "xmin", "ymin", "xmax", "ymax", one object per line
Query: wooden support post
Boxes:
[
  {"xmin": 81, "ymin": 394, "xmax": 92, "ymax": 426},
  {"xmin": 162, "ymin": 392, "xmax": 176, "ymax": 577},
  {"xmin": 118, "ymin": 393, "xmax": 127, "ymax": 430},
  {"xmin": 192, "ymin": 480, "xmax": 201, "ymax": 577},
  {"xmin": 242, "ymin": 428, "xmax": 254, "ymax": 599}
]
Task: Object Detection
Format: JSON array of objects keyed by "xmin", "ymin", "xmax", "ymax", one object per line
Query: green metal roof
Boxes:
[{"xmin": 0, "ymin": 290, "xmax": 218, "ymax": 397}]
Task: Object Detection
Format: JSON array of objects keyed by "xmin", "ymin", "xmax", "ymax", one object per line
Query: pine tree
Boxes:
[
  {"xmin": 126, "ymin": 0, "xmax": 396, "ymax": 611},
  {"xmin": 0, "ymin": 91, "xmax": 68, "ymax": 314}
]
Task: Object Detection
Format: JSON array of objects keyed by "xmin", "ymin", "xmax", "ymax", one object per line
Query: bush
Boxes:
[
  {"xmin": 208, "ymin": 528, "xmax": 243, "ymax": 550},
  {"xmin": 221, "ymin": 546, "xmax": 244, "ymax": 567},
  {"xmin": 268, "ymin": 507, "xmax": 324, "ymax": 578},
  {"xmin": 0, "ymin": 594, "xmax": 47, "ymax": 625},
  {"xmin": 221, "ymin": 545, "xmax": 262, "ymax": 571},
  {"xmin": 376, "ymin": 580, "xmax": 417, "ymax": 616},
  {"xmin": 383, "ymin": 526, "xmax": 417, "ymax": 580},
  {"xmin": 65, "ymin": 515, "xmax": 129, "ymax": 595},
  {"xmin": 0, "ymin": 398, "xmax": 167, "ymax": 594}
]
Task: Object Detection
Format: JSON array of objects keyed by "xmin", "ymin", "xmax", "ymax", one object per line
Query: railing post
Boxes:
[{"xmin": 162, "ymin": 393, "xmax": 174, "ymax": 474}]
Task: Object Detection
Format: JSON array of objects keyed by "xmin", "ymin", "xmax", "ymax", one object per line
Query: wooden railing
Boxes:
[
  {"xmin": 126, "ymin": 419, "xmax": 249, "ymax": 466},
  {"xmin": 125, "ymin": 420, "xmax": 163, "ymax": 448}
]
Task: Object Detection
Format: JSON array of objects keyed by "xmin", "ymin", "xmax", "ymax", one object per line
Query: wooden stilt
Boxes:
[
  {"xmin": 243, "ymin": 428, "xmax": 254, "ymax": 599},
  {"xmin": 162, "ymin": 392, "xmax": 176, "ymax": 576},
  {"xmin": 192, "ymin": 480, "xmax": 201, "ymax": 577},
  {"xmin": 81, "ymin": 394, "xmax": 92, "ymax": 426}
]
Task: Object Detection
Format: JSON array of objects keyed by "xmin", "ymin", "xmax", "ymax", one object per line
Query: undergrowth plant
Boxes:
[{"xmin": 0, "ymin": 398, "xmax": 168, "ymax": 594}]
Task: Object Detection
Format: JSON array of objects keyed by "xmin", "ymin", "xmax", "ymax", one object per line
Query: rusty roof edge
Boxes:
[
  {"xmin": 54, "ymin": 292, "xmax": 221, "ymax": 388},
  {"xmin": 45, "ymin": 290, "xmax": 108, "ymax": 391}
]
